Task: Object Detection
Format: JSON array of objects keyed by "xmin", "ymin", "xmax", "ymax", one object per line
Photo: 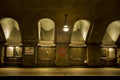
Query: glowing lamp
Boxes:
[{"xmin": 63, "ymin": 15, "xmax": 69, "ymax": 32}]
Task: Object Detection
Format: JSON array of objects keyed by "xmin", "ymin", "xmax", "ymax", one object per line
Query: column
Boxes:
[
  {"xmin": 117, "ymin": 44, "xmax": 120, "ymax": 66},
  {"xmin": 22, "ymin": 40, "xmax": 37, "ymax": 67},
  {"xmin": 55, "ymin": 43, "xmax": 69, "ymax": 67},
  {"xmin": 87, "ymin": 43, "xmax": 101, "ymax": 67},
  {"xmin": 0, "ymin": 42, "xmax": 4, "ymax": 66}
]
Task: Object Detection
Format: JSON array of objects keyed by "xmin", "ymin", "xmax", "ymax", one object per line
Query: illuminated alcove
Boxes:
[
  {"xmin": 38, "ymin": 18, "xmax": 55, "ymax": 46},
  {"xmin": 101, "ymin": 21, "xmax": 120, "ymax": 65},
  {"xmin": 70, "ymin": 19, "xmax": 90, "ymax": 47},
  {"xmin": 102, "ymin": 20, "xmax": 120, "ymax": 46},
  {"xmin": 0, "ymin": 17, "xmax": 22, "ymax": 58},
  {"xmin": 0, "ymin": 17, "xmax": 22, "ymax": 46}
]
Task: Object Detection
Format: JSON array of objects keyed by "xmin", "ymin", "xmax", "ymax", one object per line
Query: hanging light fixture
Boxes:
[{"xmin": 63, "ymin": 14, "xmax": 69, "ymax": 32}]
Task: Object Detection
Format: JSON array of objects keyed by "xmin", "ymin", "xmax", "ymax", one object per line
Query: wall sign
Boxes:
[
  {"xmin": 6, "ymin": 47, "xmax": 14, "ymax": 57},
  {"xmin": 25, "ymin": 47, "xmax": 34, "ymax": 55},
  {"xmin": 57, "ymin": 47, "xmax": 66, "ymax": 56},
  {"xmin": 15, "ymin": 47, "xmax": 22, "ymax": 57}
]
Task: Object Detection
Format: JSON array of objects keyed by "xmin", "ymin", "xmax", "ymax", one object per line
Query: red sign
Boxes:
[{"xmin": 58, "ymin": 47, "xmax": 66, "ymax": 56}]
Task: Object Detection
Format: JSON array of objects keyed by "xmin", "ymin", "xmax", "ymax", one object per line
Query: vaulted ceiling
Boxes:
[{"xmin": 0, "ymin": 0, "xmax": 120, "ymax": 45}]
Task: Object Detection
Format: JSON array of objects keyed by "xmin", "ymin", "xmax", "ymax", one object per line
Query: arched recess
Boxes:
[
  {"xmin": 38, "ymin": 18, "xmax": 55, "ymax": 46},
  {"xmin": 37, "ymin": 18, "xmax": 55, "ymax": 66},
  {"xmin": 69, "ymin": 19, "xmax": 90, "ymax": 66},
  {"xmin": 0, "ymin": 17, "xmax": 22, "ymax": 65},
  {"xmin": 102, "ymin": 20, "xmax": 120, "ymax": 46},
  {"xmin": 70, "ymin": 19, "xmax": 90, "ymax": 47},
  {"xmin": 101, "ymin": 20, "xmax": 120, "ymax": 66},
  {"xmin": 0, "ymin": 17, "xmax": 22, "ymax": 45}
]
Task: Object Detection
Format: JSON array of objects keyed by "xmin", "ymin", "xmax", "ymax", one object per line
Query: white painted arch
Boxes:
[
  {"xmin": 71, "ymin": 19, "xmax": 90, "ymax": 42},
  {"xmin": 38, "ymin": 18, "xmax": 55, "ymax": 45},
  {"xmin": 0, "ymin": 17, "xmax": 21, "ymax": 44},
  {"xmin": 102, "ymin": 20, "xmax": 120, "ymax": 46}
]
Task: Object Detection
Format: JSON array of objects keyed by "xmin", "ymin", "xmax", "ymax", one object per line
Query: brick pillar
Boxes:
[
  {"xmin": 0, "ymin": 42, "xmax": 4, "ymax": 66},
  {"xmin": 0, "ymin": 44, "xmax": 2, "ymax": 64},
  {"xmin": 55, "ymin": 43, "xmax": 69, "ymax": 67},
  {"xmin": 117, "ymin": 44, "xmax": 120, "ymax": 66},
  {"xmin": 87, "ymin": 43, "xmax": 101, "ymax": 67},
  {"xmin": 22, "ymin": 41, "xmax": 37, "ymax": 67}
]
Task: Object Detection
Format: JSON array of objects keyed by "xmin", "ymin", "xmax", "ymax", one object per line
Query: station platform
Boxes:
[{"xmin": 0, "ymin": 67, "xmax": 120, "ymax": 76}]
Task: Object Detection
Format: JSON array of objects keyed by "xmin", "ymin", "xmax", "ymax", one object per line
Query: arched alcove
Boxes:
[
  {"xmin": 69, "ymin": 19, "xmax": 90, "ymax": 66},
  {"xmin": 37, "ymin": 18, "xmax": 56, "ymax": 66},
  {"xmin": 70, "ymin": 19, "xmax": 90, "ymax": 47},
  {"xmin": 0, "ymin": 17, "xmax": 22, "ymax": 65},
  {"xmin": 38, "ymin": 18, "xmax": 55, "ymax": 46},
  {"xmin": 0, "ymin": 17, "xmax": 22, "ymax": 45},
  {"xmin": 102, "ymin": 20, "xmax": 120, "ymax": 46},
  {"xmin": 100, "ymin": 20, "xmax": 120, "ymax": 66}
]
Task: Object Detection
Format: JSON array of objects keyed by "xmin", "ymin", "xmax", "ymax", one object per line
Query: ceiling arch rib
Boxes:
[
  {"xmin": 0, "ymin": 17, "xmax": 22, "ymax": 46},
  {"xmin": 38, "ymin": 18, "xmax": 55, "ymax": 46},
  {"xmin": 70, "ymin": 19, "xmax": 90, "ymax": 47},
  {"xmin": 102, "ymin": 20, "xmax": 120, "ymax": 47}
]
